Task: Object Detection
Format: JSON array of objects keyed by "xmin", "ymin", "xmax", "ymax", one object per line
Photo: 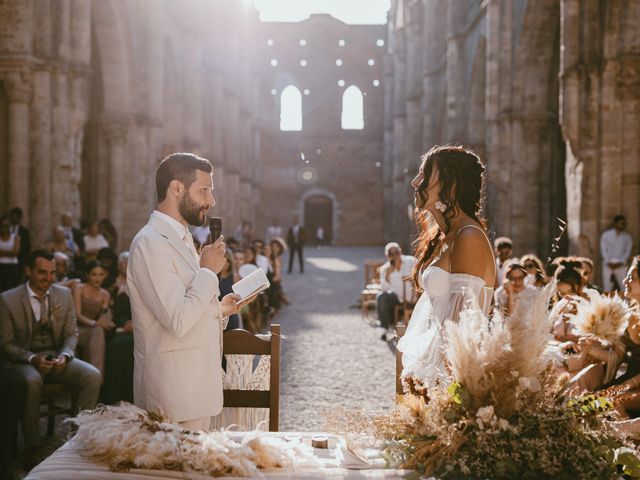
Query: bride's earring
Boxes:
[{"xmin": 435, "ymin": 201, "xmax": 447, "ymax": 213}]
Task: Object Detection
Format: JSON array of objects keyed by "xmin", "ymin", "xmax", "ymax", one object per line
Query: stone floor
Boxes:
[{"xmin": 8, "ymin": 245, "xmax": 395, "ymax": 478}]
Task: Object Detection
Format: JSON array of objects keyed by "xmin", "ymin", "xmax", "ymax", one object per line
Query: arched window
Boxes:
[
  {"xmin": 341, "ymin": 85, "xmax": 364, "ymax": 130},
  {"xmin": 280, "ymin": 85, "xmax": 302, "ymax": 131}
]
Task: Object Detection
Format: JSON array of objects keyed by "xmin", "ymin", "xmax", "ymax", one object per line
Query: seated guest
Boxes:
[
  {"xmin": 47, "ymin": 225, "xmax": 79, "ymax": 261},
  {"xmin": 0, "ymin": 249, "xmax": 100, "ymax": 469},
  {"xmin": 98, "ymin": 218, "xmax": 118, "ymax": 251},
  {"xmin": 270, "ymin": 238, "xmax": 289, "ymax": 306},
  {"xmin": 59, "ymin": 212, "xmax": 85, "ymax": 252},
  {"xmin": 96, "ymin": 247, "xmax": 118, "ymax": 291},
  {"xmin": 578, "ymin": 256, "xmax": 603, "ymax": 294},
  {"xmin": 494, "ymin": 236, "xmax": 513, "ymax": 286},
  {"xmin": 219, "ymin": 249, "xmax": 240, "ymax": 331},
  {"xmin": 232, "ymin": 249, "xmax": 245, "ymax": 281},
  {"xmin": 239, "ymin": 246, "xmax": 259, "ymax": 278},
  {"xmin": 73, "ymin": 261, "xmax": 114, "ymax": 376},
  {"xmin": 53, "ymin": 252, "xmax": 80, "ymax": 291},
  {"xmin": 0, "ymin": 216, "xmax": 21, "ymax": 293},
  {"xmin": 103, "ymin": 252, "xmax": 134, "ymax": 404},
  {"xmin": 521, "ymin": 253, "xmax": 548, "ymax": 289},
  {"xmin": 83, "ymin": 221, "xmax": 109, "ymax": 262},
  {"xmin": 252, "ymin": 239, "xmax": 270, "ymax": 272},
  {"xmin": 376, "ymin": 242, "xmax": 416, "ymax": 331},
  {"xmin": 494, "ymin": 261, "xmax": 538, "ymax": 315}
]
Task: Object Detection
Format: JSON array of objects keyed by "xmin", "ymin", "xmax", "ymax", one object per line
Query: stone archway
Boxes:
[
  {"xmin": 298, "ymin": 188, "xmax": 342, "ymax": 244},
  {"xmin": 304, "ymin": 195, "xmax": 333, "ymax": 245}
]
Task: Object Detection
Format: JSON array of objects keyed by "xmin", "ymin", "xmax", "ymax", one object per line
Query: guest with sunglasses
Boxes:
[
  {"xmin": 494, "ymin": 260, "xmax": 538, "ymax": 315},
  {"xmin": 521, "ymin": 253, "xmax": 549, "ymax": 289}
]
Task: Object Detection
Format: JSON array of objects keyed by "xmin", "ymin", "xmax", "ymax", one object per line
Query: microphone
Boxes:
[{"xmin": 209, "ymin": 217, "xmax": 222, "ymax": 243}]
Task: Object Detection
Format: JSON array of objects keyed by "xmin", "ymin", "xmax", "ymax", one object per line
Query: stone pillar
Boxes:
[
  {"xmin": 102, "ymin": 118, "xmax": 129, "ymax": 238},
  {"xmin": 3, "ymin": 72, "xmax": 32, "ymax": 220},
  {"xmin": 30, "ymin": 69, "xmax": 53, "ymax": 247}
]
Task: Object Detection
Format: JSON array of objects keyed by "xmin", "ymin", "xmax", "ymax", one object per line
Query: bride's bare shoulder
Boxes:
[{"xmin": 449, "ymin": 226, "xmax": 495, "ymax": 282}]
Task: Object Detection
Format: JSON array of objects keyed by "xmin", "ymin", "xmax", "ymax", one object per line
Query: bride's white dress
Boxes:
[{"xmin": 397, "ymin": 230, "xmax": 494, "ymax": 387}]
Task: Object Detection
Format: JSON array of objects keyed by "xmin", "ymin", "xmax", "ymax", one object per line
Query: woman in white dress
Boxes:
[{"xmin": 397, "ymin": 145, "xmax": 496, "ymax": 394}]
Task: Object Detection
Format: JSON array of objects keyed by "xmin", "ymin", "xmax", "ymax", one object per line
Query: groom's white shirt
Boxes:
[{"xmin": 127, "ymin": 210, "xmax": 224, "ymax": 423}]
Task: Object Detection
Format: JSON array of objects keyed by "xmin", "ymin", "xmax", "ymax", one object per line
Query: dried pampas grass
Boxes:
[
  {"xmin": 571, "ymin": 290, "xmax": 631, "ymax": 346},
  {"xmin": 444, "ymin": 284, "xmax": 554, "ymax": 416},
  {"xmin": 67, "ymin": 404, "xmax": 320, "ymax": 477}
]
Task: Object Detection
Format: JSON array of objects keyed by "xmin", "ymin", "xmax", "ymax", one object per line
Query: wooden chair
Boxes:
[
  {"xmin": 40, "ymin": 384, "xmax": 78, "ymax": 436},
  {"xmin": 395, "ymin": 323, "xmax": 406, "ymax": 396},
  {"xmin": 222, "ymin": 324, "xmax": 281, "ymax": 431},
  {"xmin": 361, "ymin": 259, "xmax": 384, "ymax": 319}
]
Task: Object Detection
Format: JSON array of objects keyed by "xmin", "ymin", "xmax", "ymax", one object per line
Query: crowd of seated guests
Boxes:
[
  {"xmin": 0, "ymin": 209, "xmax": 133, "ymax": 471},
  {"xmin": 191, "ymin": 223, "xmax": 290, "ymax": 334}
]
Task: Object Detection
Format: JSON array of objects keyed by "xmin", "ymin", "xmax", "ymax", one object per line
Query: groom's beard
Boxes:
[{"xmin": 179, "ymin": 192, "xmax": 207, "ymax": 226}]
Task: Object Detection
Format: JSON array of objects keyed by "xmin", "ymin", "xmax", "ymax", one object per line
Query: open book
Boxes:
[{"xmin": 232, "ymin": 267, "xmax": 270, "ymax": 302}]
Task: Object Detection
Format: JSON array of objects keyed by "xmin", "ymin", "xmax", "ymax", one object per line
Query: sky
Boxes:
[{"xmin": 250, "ymin": 0, "xmax": 391, "ymax": 24}]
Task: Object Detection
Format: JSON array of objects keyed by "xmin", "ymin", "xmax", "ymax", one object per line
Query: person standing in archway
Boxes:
[{"xmin": 286, "ymin": 216, "xmax": 305, "ymax": 274}]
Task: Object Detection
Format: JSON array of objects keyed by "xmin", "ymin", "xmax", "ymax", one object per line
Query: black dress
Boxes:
[{"xmin": 103, "ymin": 291, "xmax": 134, "ymax": 403}]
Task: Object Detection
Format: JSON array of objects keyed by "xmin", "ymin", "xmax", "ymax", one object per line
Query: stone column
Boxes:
[
  {"xmin": 30, "ymin": 69, "xmax": 53, "ymax": 247},
  {"xmin": 102, "ymin": 118, "xmax": 129, "ymax": 239},
  {"xmin": 3, "ymin": 72, "xmax": 32, "ymax": 220}
]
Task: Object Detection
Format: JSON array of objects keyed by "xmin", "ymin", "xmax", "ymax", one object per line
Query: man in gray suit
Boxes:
[{"xmin": 0, "ymin": 249, "xmax": 101, "ymax": 469}]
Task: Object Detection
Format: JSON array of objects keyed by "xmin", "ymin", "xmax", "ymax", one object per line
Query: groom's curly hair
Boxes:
[
  {"xmin": 156, "ymin": 153, "xmax": 213, "ymax": 202},
  {"xmin": 412, "ymin": 145, "xmax": 487, "ymax": 291}
]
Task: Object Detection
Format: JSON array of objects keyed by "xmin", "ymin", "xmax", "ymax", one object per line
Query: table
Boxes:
[{"xmin": 25, "ymin": 433, "xmax": 412, "ymax": 479}]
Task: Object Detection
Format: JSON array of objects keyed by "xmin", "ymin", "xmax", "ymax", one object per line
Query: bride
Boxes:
[{"xmin": 397, "ymin": 145, "xmax": 496, "ymax": 392}]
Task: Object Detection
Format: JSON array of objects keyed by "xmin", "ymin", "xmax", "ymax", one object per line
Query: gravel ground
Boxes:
[{"xmin": 277, "ymin": 246, "xmax": 396, "ymax": 431}]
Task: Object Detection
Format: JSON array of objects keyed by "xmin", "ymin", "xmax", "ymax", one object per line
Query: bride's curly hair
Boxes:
[{"xmin": 412, "ymin": 145, "xmax": 487, "ymax": 291}]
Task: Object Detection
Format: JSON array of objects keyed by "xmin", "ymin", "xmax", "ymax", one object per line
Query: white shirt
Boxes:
[
  {"xmin": 83, "ymin": 233, "xmax": 109, "ymax": 252},
  {"xmin": 0, "ymin": 234, "xmax": 18, "ymax": 264},
  {"xmin": 26, "ymin": 282, "xmax": 50, "ymax": 323},
  {"xmin": 379, "ymin": 255, "xmax": 416, "ymax": 302},
  {"xmin": 495, "ymin": 257, "xmax": 517, "ymax": 285},
  {"xmin": 494, "ymin": 284, "xmax": 538, "ymax": 311},
  {"xmin": 265, "ymin": 225, "xmax": 282, "ymax": 243},
  {"xmin": 151, "ymin": 211, "xmax": 215, "ymax": 279},
  {"xmin": 600, "ymin": 228, "xmax": 633, "ymax": 265}
]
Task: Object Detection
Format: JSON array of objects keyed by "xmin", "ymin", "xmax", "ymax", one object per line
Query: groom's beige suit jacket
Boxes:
[{"xmin": 127, "ymin": 212, "xmax": 224, "ymax": 423}]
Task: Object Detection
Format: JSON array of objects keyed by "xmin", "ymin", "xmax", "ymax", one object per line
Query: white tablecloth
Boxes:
[{"xmin": 26, "ymin": 433, "xmax": 411, "ymax": 479}]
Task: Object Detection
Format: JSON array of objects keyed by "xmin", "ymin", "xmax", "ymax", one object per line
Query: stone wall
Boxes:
[{"xmin": 256, "ymin": 15, "xmax": 386, "ymax": 245}]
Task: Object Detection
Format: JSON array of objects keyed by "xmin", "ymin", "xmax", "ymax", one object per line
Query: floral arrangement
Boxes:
[
  {"xmin": 571, "ymin": 289, "xmax": 631, "ymax": 347},
  {"xmin": 330, "ymin": 285, "xmax": 640, "ymax": 479},
  {"xmin": 67, "ymin": 403, "xmax": 319, "ymax": 477}
]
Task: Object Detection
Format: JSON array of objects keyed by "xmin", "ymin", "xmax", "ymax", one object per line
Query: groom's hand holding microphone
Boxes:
[{"xmin": 200, "ymin": 217, "xmax": 243, "ymax": 316}]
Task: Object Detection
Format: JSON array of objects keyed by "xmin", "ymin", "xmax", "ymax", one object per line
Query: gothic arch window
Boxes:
[
  {"xmin": 280, "ymin": 85, "xmax": 302, "ymax": 131},
  {"xmin": 341, "ymin": 85, "xmax": 364, "ymax": 130}
]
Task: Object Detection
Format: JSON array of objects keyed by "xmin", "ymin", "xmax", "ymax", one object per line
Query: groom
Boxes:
[{"xmin": 128, "ymin": 153, "xmax": 241, "ymax": 431}]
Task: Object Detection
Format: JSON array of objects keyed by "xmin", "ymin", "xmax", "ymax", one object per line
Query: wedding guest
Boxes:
[
  {"xmin": 494, "ymin": 236, "xmax": 513, "ymax": 286},
  {"xmin": 0, "ymin": 249, "xmax": 100, "ymax": 469},
  {"xmin": 494, "ymin": 261, "xmax": 538, "ymax": 315},
  {"xmin": 226, "ymin": 237, "xmax": 240, "ymax": 251},
  {"xmin": 252, "ymin": 239, "xmax": 270, "ymax": 272},
  {"xmin": 377, "ymin": 242, "xmax": 416, "ymax": 331},
  {"xmin": 83, "ymin": 221, "xmax": 109, "ymax": 262},
  {"xmin": 316, "ymin": 226, "xmax": 325, "ymax": 247},
  {"xmin": 239, "ymin": 246, "xmax": 258, "ymax": 278},
  {"xmin": 9, "ymin": 207, "xmax": 30, "ymax": 280},
  {"xmin": 97, "ymin": 247, "xmax": 118, "ymax": 291},
  {"xmin": 48, "ymin": 225, "xmax": 80, "ymax": 271},
  {"xmin": 265, "ymin": 219, "xmax": 283, "ymax": 244},
  {"xmin": 521, "ymin": 253, "xmax": 548, "ymax": 289},
  {"xmin": 73, "ymin": 261, "xmax": 114, "ymax": 376},
  {"xmin": 267, "ymin": 238, "xmax": 288, "ymax": 309},
  {"xmin": 53, "ymin": 252, "xmax": 80, "ymax": 291},
  {"xmin": 286, "ymin": 216, "xmax": 306, "ymax": 274},
  {"xmin": 232, "ymin": 249, "xmax": 245, "ymax": 282},
  {"xmin": 242, "ymin": 221, "xmax": 254, "ymax": 246},
  {"xmin": 59, "ymin": 212, "xmax": 85, "ymax": 252},
  {"xmin": 578, "ymin": 256, "xmax": 603, "ymax": 293},
  {"xmin": 98, "ymin": 218, "xmax": 118, "ymax": 251},
  {"xmin": 600, "ymin": 214, "xmax": 633, "ymax": 292},
  {"xmin": 0, "ymin": 217, "xmax": 21, "ymax": 293},
  {"xmin": 219, "ymin": 249, "xmax": 240, "ymax": 330},
  {"xmin": 103, "ymin": 252, "xmax": 134, "ymax": 404}
]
